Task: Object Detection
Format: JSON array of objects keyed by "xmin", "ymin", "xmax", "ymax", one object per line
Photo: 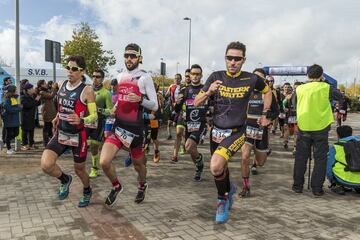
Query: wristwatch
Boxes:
[{"xmin": 262, "ymin": 110, "xmax": 272, "ymax": 119}]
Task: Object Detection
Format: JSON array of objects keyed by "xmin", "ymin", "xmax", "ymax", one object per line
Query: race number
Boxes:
[
  {"xmin": 58, "ymin": 130, "xmax": 79, "ymax": 147},
  {"xmin": 115, "ymin": 127, "xmax": 136, "ymax": 148},
  {"xmin": 212, "ymin": 127, "xmax": 232, "ymax": 143},
  {"xmin": 246, "ymin": 126, "xmax": 264, "ymax": 140}
]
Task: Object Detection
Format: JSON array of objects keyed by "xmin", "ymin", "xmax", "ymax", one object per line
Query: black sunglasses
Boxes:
[
  {"xmin": 92, "ymin": 75, "xmax": 102, "ymax": 79},
  {"xmin": 124, "ymin": 53, "xmax": 139, "ymax": 59},
  {"xmin": 226, "ymin": 56, "xmax": 244, "ymax": 62},
  {"xmin": 65, "ymin": 65, "xmax": 83, "ymax": 72}
]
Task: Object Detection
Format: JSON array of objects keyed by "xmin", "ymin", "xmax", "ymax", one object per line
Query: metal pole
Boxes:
[
  {"xmin": 53, "ymin": 44, "xmax": 57, "ymax": 82},
  {"xmin": 15, "ymin": 0, "xmax": 20, "ymax": 151},
  {"xmin": 188, "ymin": 19, "xmax": 191, "ymax": 69}
]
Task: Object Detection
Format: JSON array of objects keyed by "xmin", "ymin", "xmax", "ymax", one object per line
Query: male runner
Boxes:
[
  {"xmin": 87, "ymin": 69, "xmax": 113, "ymax": 178},
  {"xmin": 165, "ymin": 74, "xmax": 181, "ymax": 140},
  {"xmin": 174, "ymin": 64, "xmax": 207, "ymax": 181},
  {"xmin": 40, "ymin": 55, "xmax": 97, "ymax": 207},
  {"xmin": 194, "ymin": 41, "xmax": 272, "ymax": 223},
  {"xmin": 100, "ymin": 43, "xmax": 158, "ymax": 206}
]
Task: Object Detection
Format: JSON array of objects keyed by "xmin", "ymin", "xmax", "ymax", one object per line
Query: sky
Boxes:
[{"xmin": 0, "ymin": 0, "xmax": 360, "ymax": 85}]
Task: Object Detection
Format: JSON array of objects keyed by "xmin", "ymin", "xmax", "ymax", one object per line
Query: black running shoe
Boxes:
[
  {"xmin": 331, "ymin": 185, "xmax": 345, "ymax": 195},
  {"xmin": 105, "ymin": 186, "xmax": 123, "ymax": 207},
  {"xmin": 167, "ymin": 135, "xmax": 172, "ymax": 140},
  {"xmin": 251, "ymin": 166, "xmax": 258, "ymax": 175},
  {"xmin": 135, "ymin": 183, "xmax": 148, "ymax": 204},
  {"xmin": 284, "ymin": 143, "xmax": 288, "ymax": 150}
]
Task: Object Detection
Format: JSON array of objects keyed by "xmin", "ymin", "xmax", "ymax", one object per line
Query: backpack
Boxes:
[{"xmin": 335, "ymin": 140, "xmax": 360, "ymax": 172}]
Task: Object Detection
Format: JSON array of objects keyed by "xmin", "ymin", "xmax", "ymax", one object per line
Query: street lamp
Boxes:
[{"xmin": 183, "ymin": 17, "xmax": 191, "ymax": 69}]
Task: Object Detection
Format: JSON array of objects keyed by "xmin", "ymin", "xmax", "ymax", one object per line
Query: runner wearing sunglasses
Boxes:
[
  {"xmin": 100, "ymin": 43, "xmax": 158, "ymax": 207},
  {"xmin": 174, "ymin": 64, "xmax": 207, "ymax": 181},
  {"xmin": 41, "ymin": 55, "xmax": 98, "ymax": 208},
  {"xmin": 194, "ymin": 41, "xmax": 272, "ymax": 224}
]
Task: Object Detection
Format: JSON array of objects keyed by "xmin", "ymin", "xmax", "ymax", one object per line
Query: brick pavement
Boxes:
[{"xmin": 0, "ymin": 113, "xmax": 360, "ymax": 240}]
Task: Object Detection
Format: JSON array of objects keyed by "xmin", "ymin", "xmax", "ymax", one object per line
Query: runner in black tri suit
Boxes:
[
  {"xmin": 40, "ymin": 55, "xmax": 98, "ymax": 208},
  {"xmin": 174, "ymin": 64, "xmax": 207, "ymax": 181},
  {"xmin": 100, "ymin": 43, "xmax": 158, "ymax": 207},
  {"xmin": 194, "ymin": 42, "xmax": 272, "ymax": 224}
]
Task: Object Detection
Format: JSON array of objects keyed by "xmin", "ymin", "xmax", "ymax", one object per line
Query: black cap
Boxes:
[
  {"xmin": 111, "ymin": 78, "xmax": 118, "ymax": 86},
  {"xmin": 125, "ymin": 43, "xmax": 142, "ymax": 56}
]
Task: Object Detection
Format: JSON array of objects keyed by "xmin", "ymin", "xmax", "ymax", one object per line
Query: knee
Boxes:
[
  {"xmin": 210, "ymin": 161, "xmax": 224, "ymax": 176},
  {"xmin": 185, "ymin": 143, "xmax": 193, "ymax": 153},
  {"xmin": 242, "ymin": 153, "xmax": 250, "ymax": 163},
  {"xmin": 41, "ymin": 158, "xmax": 54, "ymax": 173},
  {"xmin": 100, "ymin": 156, "xmax": 111, "ymax": 170}
]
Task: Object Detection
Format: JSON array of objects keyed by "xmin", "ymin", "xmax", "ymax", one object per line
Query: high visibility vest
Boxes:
[
  {"xmin": 333, "ymin": 142, "xmax": 360, "ymax": 184},
  {"xmin": 296, "ymin": 81, "xmax": 333, "ymax": 131}
]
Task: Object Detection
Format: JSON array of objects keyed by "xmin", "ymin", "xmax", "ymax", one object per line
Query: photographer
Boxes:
[
  {"xmin": 37, "ymin": 80, "xmax": 57, "ymax": 146},
  {"xmin": 292, "ymin": 64, "xmax": 344, "ymax": 196},
  {"xmin": 21, "ymin": 83, "xmax": 41, "ymax": 150}
]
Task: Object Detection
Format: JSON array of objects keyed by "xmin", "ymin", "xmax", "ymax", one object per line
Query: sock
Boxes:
[
  {"xmin": 155, "ymin": 149, "xmax": 159, "ymax": 154},
  {"xmin": 242, "ymin": 177, "xmax": 250, "ymax": 189},
  {"xmin": 112, "ymin": 179, "xmax": 121, "ymax": 190},
  {"xmin": 252, "ymin": 163, "xmax": 257, "ymax": 168},
  {"xmin": 214, "ymin": 168, "xmax": 230, "ymax": 199},
  {"xmin": 138, "ymin": 181, "xmax": 147, "ymax": 190},
  {"xmin": 91, "ymin": 153, "xmax": 99, "ymax": 169},
  {"xmin": 58, "ymin": 173, "xmax": 69, "ymax": 184},
  {"xmin": 83, "ymin": 186, "xmax": 91, "ymax": 195}
]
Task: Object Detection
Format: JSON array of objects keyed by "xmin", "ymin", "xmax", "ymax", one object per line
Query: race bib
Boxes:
[
  {"xmin": 246, "ymin": 126, "xmax": 264, "ymax": 140},
  {"xmin": 288, "ymin": 116, "xmax": 297, "ymax": 124},
  {"xmin": 339, "ymin": 110, "xmax": 346, "ymax": 114},
  {"xmin": 279, "ymin": 113, "xmax": 286, "ymax": 119},
  {"xmin": 115, "ymin": 127, "xmax": 136, "ymax": 148},
  {"xmin": 58, "ymin": 130, "xmax": 79, "ymax": 147},
  {"xmin": 106, "ymin": 117, "xmax": 115, "ymax": 125},
  {"xmin": 187, "ymin": 122, "xmax": 201, "ymax": 132},
  {"xmin": 212, "ymin": 127, "xmax": 232, "ymax": 143},
  {"xmin": 85, "ymin": 121, "xmax": 98, "ymax": 129}
]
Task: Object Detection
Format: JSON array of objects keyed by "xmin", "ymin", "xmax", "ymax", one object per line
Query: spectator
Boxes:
[
  {"xmin": 38, "ymin": 80, "xmax": 57, "ymax": 147},
  {"xmin": 3, "ymin": 85, "xmax": 21, "ymax": 154},
  {"xmin": 20, "ymin": 83, "xmax": 41, "ymax": 150},
  {"xmin": 20, "ymin": 79, "xmax": 29, "ymax": 97},
  {"xmin": 1, "ymin": 77, "xmax": 13, "ymax": 149},
  {"xmin": 327, "ymin": 125, "xmax": 360, "ymax": 195},
  {"xmin": 292, "ymin": 64, "xmax": 343, "ymax": 196}
]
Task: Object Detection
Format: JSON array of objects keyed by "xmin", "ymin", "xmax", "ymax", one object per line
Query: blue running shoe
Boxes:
[
  {"xmin": 124, "ymin": 155, "xmax": 132, "ymax": 167},
  {"xmin": 228, "ymin": 183, "xmax": 237, "ymax": 210},
  {"xmin": 215, "ymin": 198, "xmax": 230, "ymax": 224},
  {"xmin": 58, "ymin": 175, "xmax": 72, "ymax": 200},
  {"xmin": 78, "ymin": 190, "xmax": 92, "ymax": 208}
]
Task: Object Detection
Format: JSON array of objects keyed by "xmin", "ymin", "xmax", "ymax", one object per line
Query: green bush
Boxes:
[{"xmin": 350, "ymin": 97, "xmax": 360, "ymax": 112}]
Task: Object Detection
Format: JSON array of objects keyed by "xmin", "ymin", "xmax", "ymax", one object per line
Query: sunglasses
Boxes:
[
  {"xmin": 226, "ymin": 56, "xmax": 244, "ymax": 62},
  {"xmin": 92, "ymin": 75, "xmax": 102, "ymax": 79},
  {"xmin": 124, "ymin": 53, "xmax": 139, "ymax": 59},
  {"xmin": 267, "ymin": 80, "xmax": 274, "ymax": 83},
  {"xmin": 190, "ymin": 72, "xmax": 201, "ymax": 76},
  {"xmin": 65, "ymin": 65, "xmax": 83, "ymax": 72},
  {"xmin": 185, "ymin": 75, "xmax": 190, "ymax": 78}
]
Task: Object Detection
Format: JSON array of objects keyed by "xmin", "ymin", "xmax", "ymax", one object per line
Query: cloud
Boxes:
[{"xmin": 1, "ymin": 0, "xmax": 360, "ymax": 84}]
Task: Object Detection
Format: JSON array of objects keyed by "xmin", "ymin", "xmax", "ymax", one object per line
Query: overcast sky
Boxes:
[{"xmin": 1, "ymin": 0, "xmax": 360, "ymax": 85}]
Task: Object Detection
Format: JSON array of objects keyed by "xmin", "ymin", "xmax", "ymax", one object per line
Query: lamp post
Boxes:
[
  {"xmin": 15, "ymin": 0, "xmax": 20, "ymax": 151},
  {"xmin": 183, "ymin": 17, "xmax": 191, "ymax": 69}
]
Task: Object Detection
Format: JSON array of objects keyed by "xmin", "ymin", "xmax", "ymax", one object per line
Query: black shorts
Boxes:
[
  {"xmin": 210, "ymin": 126, "xmax": 246, "ymax": 161},
  {"xmin": 168, "ymin": 110, "xmax": 177, "ymax": 122},
  {"xmin": 185, "ymin": 123, "xmax": 206, "ymax": 144},
  {"xmin": 151, "ymin": 127, "xmax": 158, "ymax": 140},
  {"xmin": 176, "ymin": 114, "xmax": 186, "ymax": 128},
  {"xmin": 245, "ymin": 126, "xmax": 269, "ymax": 152},
  {"xmin": 46, "ymin": 130, "xmax": 87, "ymax": 163},
  {"xmin": 85, "ymin": 118, "xmax": 105, "ymax": 142}
]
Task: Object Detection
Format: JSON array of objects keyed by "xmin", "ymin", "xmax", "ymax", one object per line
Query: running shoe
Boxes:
[
  {"xmin": 58, "ymin": 175, "xmax": 72, "ymax": 200},
  {"xmin": 89, "ymin": 168, "xmax": 98, "ymax": 178},
  {"xmin": 167, "ymin": 135, "xmax": 172, "ymax": 140},
  {"xmin": 239, "ymin": 186, "xmax": 250, "ymax": 198},
  {"xmin": 215, "ymin": 198, "xmax": 229, "ymax": 224},
  {"xmin": 171, "ymin": 156, "xmax": 178, "ymax": 164},
  {"xmin": 179, "ymin": 146, "xmax": 186, "ymax": 155},
  {"xmin": 251, "ymin": 166, "xmax": 258, "ymax": 175},
  {"xmin": 105, "ymin": 186, "xmax": 123, "ymax": 207},
  {"xmin": 153, "ymin": 150, "xmax": 160, "ymax": 163},
  {"xmin": 78, "ymin": 190, "xmax": 92, "ymax": 208},
  {"xmin": 135, "ymin": 183, "xmax": 148, "ymax": 204}
]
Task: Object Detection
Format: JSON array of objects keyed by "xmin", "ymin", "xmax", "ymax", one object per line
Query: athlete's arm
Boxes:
[
  {"xmin": 194, "ymin": 73, "xmax": 220, "ymax": 107},
  {"xmin": 102, "ymin": 91, "xmax": 114, "ymax": 116},
  {"xmin": 254, "ymin": 76, "xmax": 272, "ymax": 126},
  {"xmin": 68, "ymin": 86, "xmax": 98, "ymax": 125}
]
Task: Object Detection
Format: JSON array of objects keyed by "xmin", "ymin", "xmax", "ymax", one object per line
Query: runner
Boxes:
[
  {"xmin": 86, "ymin": 69, "xmax": 113, "ymax": 178},
  {"xmin": 194, "ymin": 42, "xmax": 272, "ymax": 223},
  {"xmin": 40, "ymin": 55, "xmax": 97, "ymax": 207},
  {"xmin": 174, "ymin": 64, "xmax": 207, "ymax": 181},
  {"xmin": 100, "ymin": 43, "xmax": 158, "ymax": 206},
  {"xmin": 335, "ymin": 92, "xmax": 351, "ymax": 126},
  {"xmin": 165, "ymin": 74, "xmax": 181, "ymax": 140},
  {"xmin": 239, "ymin": 68, "xmax": 278, "ymax": 196}
]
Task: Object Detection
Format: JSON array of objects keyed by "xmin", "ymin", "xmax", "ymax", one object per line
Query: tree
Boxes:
[{"xmin": 63, "ymin": 22, "xmax": 116, "ymax": 75}]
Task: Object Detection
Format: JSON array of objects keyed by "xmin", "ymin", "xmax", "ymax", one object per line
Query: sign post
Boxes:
[{"xmin": 45, "ymin": 39, "xmax": 61, "ymax": 82}]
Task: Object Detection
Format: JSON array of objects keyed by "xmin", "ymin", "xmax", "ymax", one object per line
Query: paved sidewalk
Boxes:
[{"xmin": 1, "ymin": 114, "xmax": 360, "ymax": 240}]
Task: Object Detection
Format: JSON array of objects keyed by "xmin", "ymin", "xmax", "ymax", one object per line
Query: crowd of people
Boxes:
[{"xmin": 1, "ymin": 41, "xmax": 359, "ymax": 224}]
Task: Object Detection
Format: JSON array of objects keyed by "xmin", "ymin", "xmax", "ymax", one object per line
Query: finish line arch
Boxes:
[{"xmin": 263, "ymin": 66, "xmax": 338, "ymax": 87}]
